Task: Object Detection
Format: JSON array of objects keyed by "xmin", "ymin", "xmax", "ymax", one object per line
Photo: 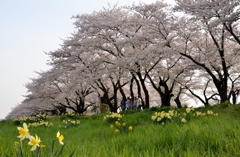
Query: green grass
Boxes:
[{"xmin": 1, "ymin": 105, "xmax": 240, "ymax": 157}]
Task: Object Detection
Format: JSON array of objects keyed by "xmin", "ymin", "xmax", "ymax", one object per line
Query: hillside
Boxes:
[{"xmin": 1, "ymin": 104, "xmax": 240, "ymax": 157}]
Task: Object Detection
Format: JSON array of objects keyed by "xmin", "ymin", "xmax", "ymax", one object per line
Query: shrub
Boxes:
[{"xmin": 220, "ymin": 100, "xmax": 232, "ymax": 108}]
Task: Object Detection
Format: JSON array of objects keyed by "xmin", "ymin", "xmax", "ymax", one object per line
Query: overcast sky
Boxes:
[{"xmin": 0, "ymin": 0, "xmax": 175, "ymax": 120}]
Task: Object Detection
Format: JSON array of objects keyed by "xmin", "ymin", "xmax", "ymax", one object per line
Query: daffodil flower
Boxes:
[
  {"xmin": 128, "ymin": 126, "xmax": 133, "ymax": 131},
  {"xmin": 186, "ymin": 108, "xmax": 191, "ymax": 113},
  {"xmin": 28, "ymin": 135, "xmax": 41, "ymax": 151},
  {"xmin": 181, "ymin": 118, "xmax": 187, "ymax": 123},
  {"xmin": 151, "ymin": 115, "xmax": 157, "ymax": 121},
  {"xmin": 17, "ymin": 123, "xmax": 30, "ymax": 140},
  {"xmin": 57, "ymin": 131, "xmax": 64, "ymax": 145},
  {"xmin": 14, "ymin": 141, "xmax": 19, "ymax": 148},
  {"xmin": 115, "ymin": 121, "xmax": 121, "ymax": 126},
  {"xmin": 110, "ymin": 124, "xmax": 114, "ymax": 129}
]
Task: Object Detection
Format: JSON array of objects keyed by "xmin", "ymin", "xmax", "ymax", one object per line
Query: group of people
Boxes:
[
  {"xmin": 120, "ymin": 95, "xmax": 142, "ymax": 110},
  {"xmin": 95, "ymin": 94, "xmax": 143, "ymax": 115}
]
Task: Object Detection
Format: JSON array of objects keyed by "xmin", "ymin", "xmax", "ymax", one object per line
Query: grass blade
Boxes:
[
  {"xmin": 68, "ymin": 148, "xmax": 76, "ymax": 157},
  {"xmin": 57, "ymin": 145, "xmax": 65, "ymax": 157}
]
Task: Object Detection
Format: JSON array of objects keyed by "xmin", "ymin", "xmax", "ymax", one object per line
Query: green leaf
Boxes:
[
  {"xmin": 51, "ymin": 140, "xmax": 55, "ymax": 156},
  {"xmin": 20, "ymin": 141, "xmax": 23, "ymax": 157},
  {"xmin": 57, "ymin": 145, "xmax": 65, "ymax": 157},
  {"xmin": 36, "ymin": 147, "xmax": 41, "ymax": 157},
  {"xmin": 4, "ymin": 153, "xmax": 10, "ymax": 157},
  {"xmin": 68, "ymin": 148, "xmax": 76, "ymax": 157},
  {"xmin": 14, "ymin": 147, "xmax": 19, "ymax": 157}
]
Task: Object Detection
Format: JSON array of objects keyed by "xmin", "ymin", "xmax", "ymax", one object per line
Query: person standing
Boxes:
[
  {"xmin": 133, "ymin": 97, "xmax": 138, "ymax": 110},
  {"xmin": 96, "ymin": 95, "xmax": 101, "ymax": 114},
  {"xmin": 137, "ymin": 95, "xmax": 142, "ymax": 110},
  {"xmin": 126, "ymin": 97, "xmax": 132, "ymax": 110},
  {"xmin": 120, "ymin": 97, "xmax": 126, "ymax": 110}
]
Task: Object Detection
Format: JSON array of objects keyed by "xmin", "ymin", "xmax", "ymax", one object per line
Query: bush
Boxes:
[{"xmin": 220, "ymin": 100, "xmax": 232, "ymax": 108}]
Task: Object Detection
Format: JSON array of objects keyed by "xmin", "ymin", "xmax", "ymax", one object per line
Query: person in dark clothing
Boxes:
[{"xmin": 120, "ymin": 98, "xmax": 126, "ymax": 110}]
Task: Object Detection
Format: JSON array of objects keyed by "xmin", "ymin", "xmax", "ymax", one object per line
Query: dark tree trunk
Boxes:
[
  {"xmin": 160, "ymin": 81, "xmax": 174, "ymax": 107},
  {"xmin": 231, "ymin": 90, "xmax": 238, "ymax": 105},
  {"xmin": 136, "ymin": 72, "xmax": 149, "ymax": 108},
  {"xmin": 132, "ymin": 74, "xmax": 141, "ymax": 97},
  {"xmin": 175, "ymin": 88, "xmax": 183, "ymax": 108},
  {"xmin": 130, "ymin": 77, "xmax": 134, "ymax": 100},
  {"xmin": 232, "ymin": 92, "xmax": 237, "ymax": 104},
  {"xmin": 161, "ymin": 93, "xmax": 174, "ymax": 107},
  {"xmin": 76, "ymin": 98, "xmax": 86, "ymax": 114},
  {"xmin": 175, "ymin": 97, "xmax": 182, "ymax": 108},
  {"xmin": 118, "ymin": 81, "xmax": 127, "ymax": 100}
]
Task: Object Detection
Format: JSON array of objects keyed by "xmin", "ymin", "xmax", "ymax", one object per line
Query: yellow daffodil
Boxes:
[
  {"xmin": 17, "ymin": 123, "xmax": 30, "ymax": 140},
  {"xmin": 181, "ymin": 118, "xmax": 187, "ymax": 123},
  {"xmin": 57, "ymin": 131, "xmax": 64, "ymax": 145},
  {"xmin": 169, "ymin": 110, "xmax": 174, "ymax": 116},
  {"xmin": 151, "ymin": 115, "xmax": 157, "ymax": 121},
  {"xmin": 40, "ymin": 144, "xmax": 45, "ymax": 148},
  {"xmin": 186, "ymin": 108, "xmax": 191, "ymax": 113},
  {"xmin": 14, "ymin": 141, "xmax": 19, "ymax": 148},
  {"xmin": 190, "ymin": 107, "xmax": 195, "ymax": 111},
  {"xmin": 110, "ymin": 124, "xmax": 114, "ymax": 129},
  {"xmin": 166, "ymin": 113, "xmax": 172, "ymax": 119},
  {"xmin": 28, "ymin": 135, "xmax": 41, "ymax": 151},
  {"xmin": 128, "ymin": 126, "xmax": 133, "ymax": 131},
  {"xmin": 160, "ymin": 113, "xmax": 165, "ymax": 119},
  {"xmin": 115, "ymin": 129, "xmax": 119, "ymax": 133},
  {"xmin": 157, "ymin": 117, "xmax": 162, "ymax": 122},
  {"xmin": 196, "ymin": 111, "xmax": 201, "ymax": 116},
  {"xmin": 122, "ymin": 122, "xmax": 126, "ymax": 127},
  {"xmin": 115, "ymin": 121, "xmax": 121, "ymax": 126},
  {"xmin": 207, "ymin": 110, "xmax": 213, "ymax": 115}
]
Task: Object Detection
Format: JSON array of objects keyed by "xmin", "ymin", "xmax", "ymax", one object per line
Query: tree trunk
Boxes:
[
  {"xmin": 132, "ymin": 74, "xmax": 141, "ymax": 97},
  {"xmin": 118, "ymin": 81, "xmax": 127, "ymax": 100},
  {"xmin": 129, "ymin": 77, "xmax": 134, "ymax": 100},
  {"xmin": 136, "ymin": 72, "xmax": 149, "ymax": 108}
]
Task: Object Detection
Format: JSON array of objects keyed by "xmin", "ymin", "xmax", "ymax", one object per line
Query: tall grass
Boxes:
[{"xmin": 1, "ymin": 105, "xmax": 240, "ymax": 157}]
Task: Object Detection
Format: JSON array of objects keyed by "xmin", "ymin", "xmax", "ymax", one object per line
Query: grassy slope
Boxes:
[{"xmin": 1, "ymin": 105, "xmax": 240, "ymax": 157}]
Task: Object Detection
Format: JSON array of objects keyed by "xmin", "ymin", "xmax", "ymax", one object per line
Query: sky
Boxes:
[{"xmin": 0, "ymin": 0, "xmax": 175, "ymax": 120}]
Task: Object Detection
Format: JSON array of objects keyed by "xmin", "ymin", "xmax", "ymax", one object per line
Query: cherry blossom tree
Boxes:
[
  {"xmin": 175, "ymin": 0, "xmax": 240, "ymax": 103},
  {"xmin": 7, "ymin": 1, "xmax": 240, "ymax": 119},
  {"xmin": 52, "ymin": 5, "xmax": 132, "ymax": 112}
]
